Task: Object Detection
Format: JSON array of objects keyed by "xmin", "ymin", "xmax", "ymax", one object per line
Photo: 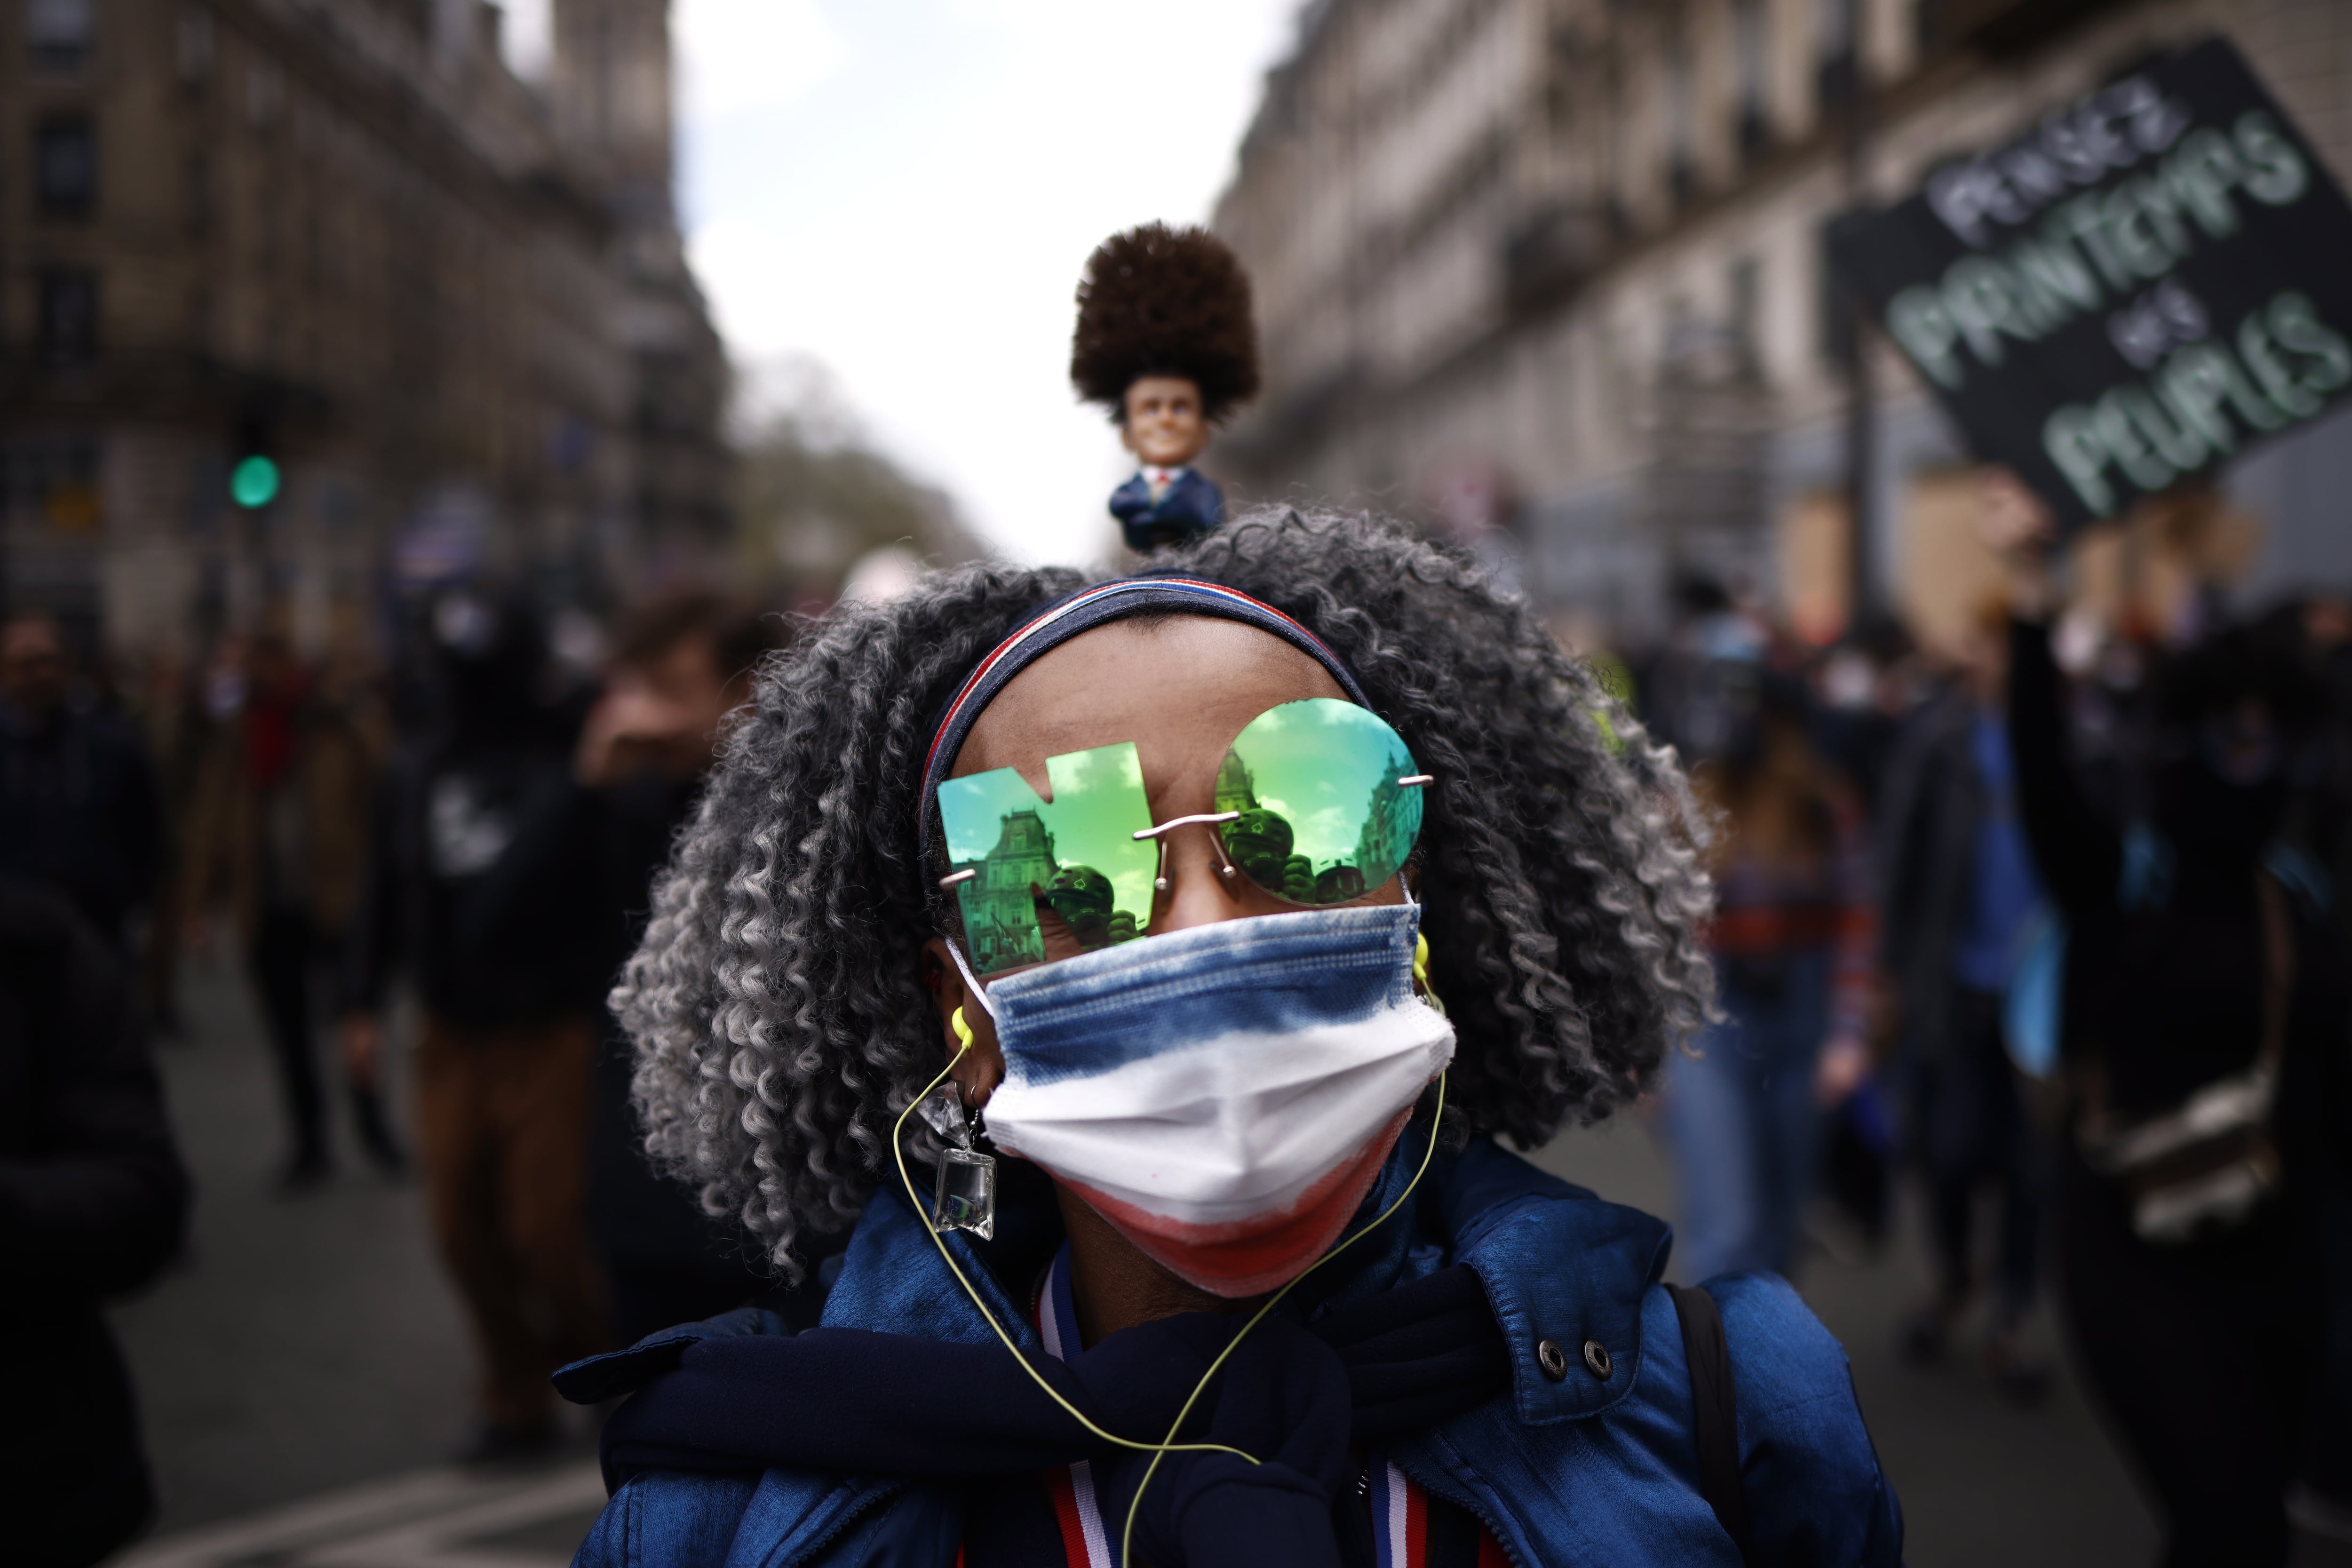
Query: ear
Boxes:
[{"xmin": 921, "ymin": 938, "xmax": 1005, "ymax": 1107}]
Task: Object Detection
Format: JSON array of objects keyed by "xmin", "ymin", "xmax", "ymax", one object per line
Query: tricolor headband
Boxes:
[{"xmin": 915, "ymin": 577, "xmax": 1368, "ymax": 883}]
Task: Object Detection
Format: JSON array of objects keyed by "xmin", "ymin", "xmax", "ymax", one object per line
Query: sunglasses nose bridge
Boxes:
[{"xmin": 1133, "ymin": 811, "xmax": 1243, "ymax": 893}]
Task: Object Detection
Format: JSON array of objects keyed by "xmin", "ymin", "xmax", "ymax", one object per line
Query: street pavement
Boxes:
[
  {"xmin": 109, "ymin": 961, "xmax": 2352, "ymax": 1566},
  {"xmin": 111, "ymin": 956, "xmax": 611, "ymax": 1562}
]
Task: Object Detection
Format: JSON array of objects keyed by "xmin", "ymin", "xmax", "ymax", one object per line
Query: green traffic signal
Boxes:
[{"xmin": 230, "ymin": 454, "xmax": 281, "ymax": 509}]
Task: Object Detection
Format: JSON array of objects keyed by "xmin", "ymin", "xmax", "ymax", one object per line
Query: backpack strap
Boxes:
[{"xmin": 1667, "ymin": 1283, "xmax": 1756, "ymax": 1565}]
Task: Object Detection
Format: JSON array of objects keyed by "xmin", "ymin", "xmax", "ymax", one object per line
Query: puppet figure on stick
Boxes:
[{"xmin": 1071, "ymin": 223, "xmax": 1261, "ymax": 553}]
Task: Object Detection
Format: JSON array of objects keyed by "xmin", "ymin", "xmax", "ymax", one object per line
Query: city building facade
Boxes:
[
  {"xmin": 1213, "ymin": 0, "xmax": 2352, "ymax": 649},
  {"xmin": 0, "ymin": 0, "xmax": 726, "ymax": 662}
]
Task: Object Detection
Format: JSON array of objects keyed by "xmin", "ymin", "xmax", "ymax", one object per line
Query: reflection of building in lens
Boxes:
[
  {"xmin": 1213, "ymin": 750, "xmax": 1258, "ymax": 815},
  {"xmin": 1351, "ymin": 745, "xmax": 1421, "ymax": 886},
  {"xmin": 952, "ymin": 809, "xmax": 1135, "ymax": 970},
  {"xmin": 1219, "ymin": 735, "xmax": 1423, "ymax": 903},
  {"xmin": 1216, "ymin": 749, "xmax": 1304, "ymax": 891},
  {"xmin": 952, "ymin": 808, "xmax": 1056, "ymax": 972}
]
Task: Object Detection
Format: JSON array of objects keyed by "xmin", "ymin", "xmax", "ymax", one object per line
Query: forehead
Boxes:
[
  {"xmin": 953, "ymin": 616, "xmax": 1345, "ymax": 780},
  {"xmin": 1125, "ymin": 376, "xmax": 1199, "ymax": 404}
]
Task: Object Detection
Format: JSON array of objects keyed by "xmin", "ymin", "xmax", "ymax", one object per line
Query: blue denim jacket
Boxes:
[{"xmin": 570, "ymin": 1136, "xmax": 1901, "ymax": 1567}]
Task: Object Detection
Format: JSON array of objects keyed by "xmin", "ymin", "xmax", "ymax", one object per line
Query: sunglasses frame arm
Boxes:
[{"xmin": 1132, "ymin": 811, "xmax": 1244, "ymax": 891}]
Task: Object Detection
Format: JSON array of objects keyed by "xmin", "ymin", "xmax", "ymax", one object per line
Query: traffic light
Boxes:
[
  {"xmin": 230, "ymin": 411, "xmax": 280, "ymax": 509},
  {"xmin": 230, "ymin": 453, "xmax": 280, "ymax": 509}
]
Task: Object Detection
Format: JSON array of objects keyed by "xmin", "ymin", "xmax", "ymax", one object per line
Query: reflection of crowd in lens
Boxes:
[
  {"xmin": 1044, "ymin": 864, "xmax": 1137, "ymax": 948},
  {"xmin": 1212, "ymin": 746, "xmax": 1403, "ymax": 905},
  {"xmin": 1222, "ymin": 807, "xmax": 1316, "ymax": 902}
]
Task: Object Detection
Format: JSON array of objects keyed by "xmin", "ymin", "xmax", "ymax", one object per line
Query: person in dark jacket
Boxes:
[
  {"xmin": 1876, "ymin": 600, "xmax": 2052, "ymax": 1401},
  {"xmin": 1656, "ymin": 621, "xmax": 1878, "ymax": 1288},
  {"xmin": 339, "ymin": 592, "xmax": 612, "ymax": 1461},
  {"xmin": 563, "ymin": 591, "xmax": 816, "ymax": 1343},
  {"xmin": 0, "ymin": 615, "xmax": 164, "ymax": 954},
  {"xmin": 2287, "ymin": 594, "xmax": 2352, "ymax": 1536},
  {"xmin": 183, "ymin": 632, "xmax": 400, "ymax": 1189},
  {"xmin": 0, "ymin": 878, "xmax": 191, "ymax": 1566},
  {"xmin": 556, "ymin": 509, "xmax": 1900, "ymax": 1567},
  {"xmin": 1987, "ymin": 476, "xmax": 2348, "ymax": 1568}
]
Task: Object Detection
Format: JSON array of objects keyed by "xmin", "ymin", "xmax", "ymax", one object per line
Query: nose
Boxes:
[{"xmin": 1150, "ymin": 822, "xmax": 1248, "ymax": 935}]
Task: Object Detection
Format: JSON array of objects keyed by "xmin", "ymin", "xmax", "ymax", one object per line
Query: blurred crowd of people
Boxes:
[
  {"xmin": 4, "ymin": 468, "xmax": 2351, "ymax": 1567},
  {"xmin": 1635, "ymin": 475, "xmax": 2352, "ymax": 1568},
  {"xmin": 0, "ymin": 585, "xmax": 825, "ymax": 1562}
]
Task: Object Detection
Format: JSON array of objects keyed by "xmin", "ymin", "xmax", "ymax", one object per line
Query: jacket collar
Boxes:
[
  {"xmin": 820, "ymin": 1125, "xmax": 1671, "ymax": 1426},
  {"xmin": 1444, "ymin": 1143, "xmax": 1671, "ymax": 1422}
]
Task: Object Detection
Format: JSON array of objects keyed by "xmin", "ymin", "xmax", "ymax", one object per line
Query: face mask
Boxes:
[{"xmin": 953, "ymin": 901, "xmax": 1453, "ymax": 1298}]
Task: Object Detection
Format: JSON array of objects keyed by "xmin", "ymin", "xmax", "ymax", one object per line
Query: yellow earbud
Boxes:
[
  {"xmin": 1413, "ymin": 932, "xmax": 1446, "ymax": 1016},
  {"xmin": 951, "ymin": 1005, "xmax": 975, "ymax": 1051}
]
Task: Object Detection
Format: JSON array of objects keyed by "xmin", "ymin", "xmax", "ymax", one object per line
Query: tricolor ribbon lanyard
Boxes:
[
  {"xmin": 1034, "ymin": 1240, "xmax": 1430, "ymax": 1568},
  {"xmin": 1034, "ymin": 1242, "xmax": 1116, "ymax": 1568},
  {"xmin": 1369, "ymin": 1457, "xmax": 1424, "ymax": 1568}
]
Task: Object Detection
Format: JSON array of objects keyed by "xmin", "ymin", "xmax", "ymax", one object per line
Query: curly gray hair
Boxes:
[{"xmin": 614, "ymin": 508, "xmax": 1715, "ymax": 1276}]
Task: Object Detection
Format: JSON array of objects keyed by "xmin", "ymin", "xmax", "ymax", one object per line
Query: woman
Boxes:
[
  {"xmin": 1988, "ymin": 484, "xmax": 2347, "ymax": 1568},
  {"xmin": 1657, "ymin": 621, "xmax": 1875, "ymax": 1286},
  {"xmin": 561, "ymin": 511, "xmax": 1901, "ymax": 1566}
]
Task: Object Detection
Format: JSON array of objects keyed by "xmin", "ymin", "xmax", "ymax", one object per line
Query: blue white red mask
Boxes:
[{"xmin": 954, "ymin": 902, "xmax": 1454, "ymax": 1297}]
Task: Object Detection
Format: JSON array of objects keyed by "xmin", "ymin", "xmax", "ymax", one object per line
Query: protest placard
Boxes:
[{"xmin": 1826, "ymin": 36, "xmax": 2352, "ymax": 531}]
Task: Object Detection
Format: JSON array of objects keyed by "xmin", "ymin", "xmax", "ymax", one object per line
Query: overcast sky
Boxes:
[{"xmin": 507, "ymin": 0, "xmax": 1302, "ymax": 566}]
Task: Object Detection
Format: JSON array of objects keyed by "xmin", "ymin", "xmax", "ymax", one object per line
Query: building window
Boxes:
[
  {"xmin": 1665, "ymin": 33, "xmax": 1696, "ymax": 207},
  {"xmin": 35, "ymin": 115, "xmax": 98, "ymax": 219},
  {"xmin": 185, "ymin": 148, "xmax": 210, "ymax": 238},
  {"xmin": 27, "ymin": 0, "xmax": 96, "ymax": 73},
  {"xmin": 1815, "ymin": 0, "xmax": 1856, "ymax": 109},
  {"xmin": 1917, "ymin": 0, "xmax": 1973, "ymax": 55},
  {"xmin": 40, "ymin": 270, "xmax": 100, "ymax": 366},
  {"xmin": 246, "ymin": 54, "xmax": 284, "ymax": 127},
  {"xmin": 1816, "ymin": 220, "xmax": 1854, "ymax": 367},
  {"xmin": 177, "ymin": 5, "xmax": 213, "ymax": 83},
  {"xmin": 1729, "ymin": 255, "xmax": 1761, "ymax": 375},
  {"xmin": 1734, "ymin": 0, "xmax": 1770, "ymax": 159}
]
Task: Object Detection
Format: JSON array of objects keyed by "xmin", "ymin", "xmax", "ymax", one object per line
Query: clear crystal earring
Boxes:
[{"xmin": 914, "ymin": 1078, "xmax": 997, "ymax": 1241}]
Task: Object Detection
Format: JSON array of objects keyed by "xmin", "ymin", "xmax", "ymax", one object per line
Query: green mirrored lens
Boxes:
[
  {"xmin": 937, "ymin": 741, "xmax": 1157, "ymax": 976},
  {"xmin": 1215, "ymin": 700, "xmax": 1422, "ymax": 906}
]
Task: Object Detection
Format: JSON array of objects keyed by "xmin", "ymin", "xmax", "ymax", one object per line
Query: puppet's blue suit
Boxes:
[{"xmin": 1109, "ymin": 468, "xmax": 1224, "ymax": 552}]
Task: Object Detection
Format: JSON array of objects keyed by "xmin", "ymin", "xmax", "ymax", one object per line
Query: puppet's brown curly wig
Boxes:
[{"xmin": 1070, "ymin": 223, "xmax": 1261, "ymax": 423}]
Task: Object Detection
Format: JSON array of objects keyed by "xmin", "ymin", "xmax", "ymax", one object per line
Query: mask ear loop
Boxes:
[{"xmin": 942, "ymin": 934, "xmax": 999, "ymax": 1021}]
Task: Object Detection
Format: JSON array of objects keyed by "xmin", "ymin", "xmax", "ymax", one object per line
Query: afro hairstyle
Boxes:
[{"xmin": 1070, "ymin": 223, "xmax": 1261, "ymax": 424}]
